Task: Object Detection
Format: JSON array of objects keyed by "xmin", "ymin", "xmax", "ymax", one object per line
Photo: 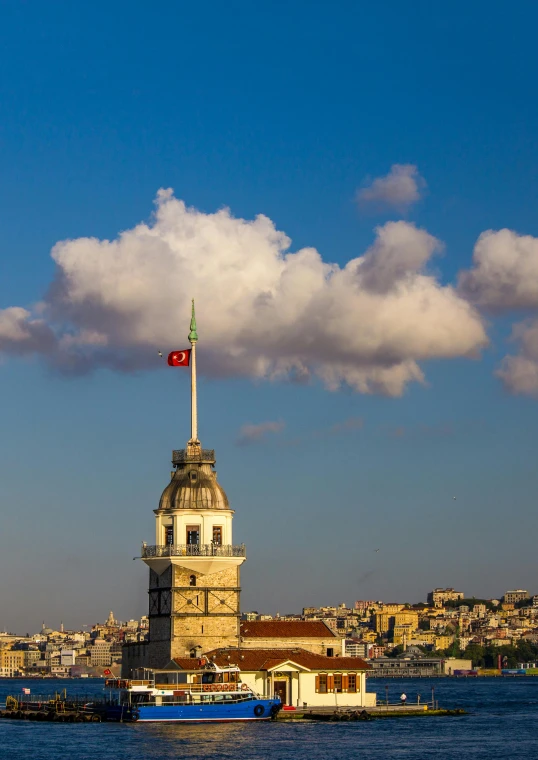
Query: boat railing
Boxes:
[
  {"xmin": 154, "ymin": 682, "xmax": 248, "ymax": 693},
  {"xmin": 106, "ymin": 679, "xmax": 250, "ymax": 694}
]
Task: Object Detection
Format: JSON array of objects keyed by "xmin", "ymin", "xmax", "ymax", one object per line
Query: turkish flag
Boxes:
[{"xmin": 168, "ymin": 349, "xmax": 191, "ymax": 366}]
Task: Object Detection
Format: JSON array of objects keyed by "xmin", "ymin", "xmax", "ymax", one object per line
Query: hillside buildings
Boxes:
[{"xmin": 0, "ymin": 612, "xmax": 148, "ymax": 677}]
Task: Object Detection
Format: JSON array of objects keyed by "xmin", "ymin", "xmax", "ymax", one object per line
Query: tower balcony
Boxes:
[
  {"xmin": 172, "ymin": 449, "xmax": 215, "ymax": 465},
  {"xmin": 142, "ymin": 544, "xmax": 246, "ymax": 559},
  {"xmin": 140, "ymin": 543, "xmax": 246, "ymax": 575}
]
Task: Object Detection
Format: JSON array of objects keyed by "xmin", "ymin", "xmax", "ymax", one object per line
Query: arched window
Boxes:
[{"xmin": 189, "ymin": 575, "xmax": 196, "ymax": 587}]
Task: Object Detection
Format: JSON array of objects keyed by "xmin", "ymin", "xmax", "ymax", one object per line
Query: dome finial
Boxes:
[{"xmin": 188, "ymin": 299, "xmax": 198, "ymax": 342}]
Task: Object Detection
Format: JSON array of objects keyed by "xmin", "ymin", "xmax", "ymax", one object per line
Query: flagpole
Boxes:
[{"xmin": 188, "ymin": 299, "xmax": 199, "ymax": 443}]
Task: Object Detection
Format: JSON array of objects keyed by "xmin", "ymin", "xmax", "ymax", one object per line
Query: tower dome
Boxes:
[{"xmin": 159, "ymin": 454, "xmax": 230, "ymax": 511}]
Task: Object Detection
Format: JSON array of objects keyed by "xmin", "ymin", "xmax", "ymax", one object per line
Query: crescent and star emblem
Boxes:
[{"xmin": 176, "ymin": 352, "xmax": 186, "ymax": 363}]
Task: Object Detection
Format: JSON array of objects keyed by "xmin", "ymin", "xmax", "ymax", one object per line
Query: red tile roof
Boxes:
[
  {"xmin": 171, "ymin": 657, "xmax": 203, "ymax": 670},
  {"xmin": 240, "ymin": 620, "xmax": 338, "ymax": 638},
  {"xmin": 198, "ymin": 648, "xmax": 371, "ymax": 672}
]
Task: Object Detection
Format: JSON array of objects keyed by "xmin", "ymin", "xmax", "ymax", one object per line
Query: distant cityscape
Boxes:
[{"xmin": 2, "ymin": 587, "xmax": 538, "ymax": 679}]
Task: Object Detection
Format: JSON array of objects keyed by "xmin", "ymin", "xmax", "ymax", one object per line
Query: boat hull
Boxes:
[{"xmin": 134, "ymin": 699, "xmax": 279, "ymax": 723}]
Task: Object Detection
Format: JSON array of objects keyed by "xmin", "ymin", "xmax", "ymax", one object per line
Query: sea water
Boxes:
[{"xmin": 0, "ymin": 677, "xmax": 536, "ymax": 760}]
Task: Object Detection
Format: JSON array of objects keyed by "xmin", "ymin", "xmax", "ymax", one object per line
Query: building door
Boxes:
[{"xmin": 273, "ymin": 680, "xmax": 288, "ymax": 705}]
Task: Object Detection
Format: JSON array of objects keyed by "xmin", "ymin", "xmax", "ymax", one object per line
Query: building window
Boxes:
[
  {"xmin": 189, "ymin": 575, "xmax": 196, "ymax": 587},
  {"xmin": 326, "ymin": 648, "xmax": 334, "ymax": 657},
  {"xmin": 316, "ymin": 674, "xmax": 328, "ymax": 693},
  {"xmin": 166, "ymin": 526, "xmax": 174, "ymax": 545},
  {"xmin": 186, "ymin": 526, "xmax": 200, "ymax": 545},
  {"xmin": 212, "ymin": 526, "xmax": 222, "ymax": 545},
  {"xmin": 334, "ymin": 674, "xmax": 342, "ymax": 693},
  {"xmin": 347, "ymin": 674, "xmax": 357, "ymax": 693}
]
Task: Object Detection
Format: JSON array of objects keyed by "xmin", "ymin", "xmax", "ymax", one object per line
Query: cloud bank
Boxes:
[
  {"xmin": 357, "ymin": 164, "xmax": 426, "ymax": 211},
  {"xmin": 236, "ymin": 420, "xmax": 285, "ymax": 446},
  {"xmin": 459, "ymin": 229, "xmax": 538, "ymax": 312},
  {"xmin": 0, "ymin": 189, "xmax": 487, "ymax": 396},
  {"xmin": 460, "ymin": 228, "xmax": 538, "ymax": 395}
]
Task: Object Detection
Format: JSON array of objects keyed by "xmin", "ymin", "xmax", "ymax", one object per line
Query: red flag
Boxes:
[{"xmin": 167, "ymin": 349, "xmax": 191, "ymax": 367}]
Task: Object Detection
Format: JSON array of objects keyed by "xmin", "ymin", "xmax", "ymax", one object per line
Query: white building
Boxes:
[{"xmin": 165, "ymin": 649, "xmax": 376, "ymax": 708}]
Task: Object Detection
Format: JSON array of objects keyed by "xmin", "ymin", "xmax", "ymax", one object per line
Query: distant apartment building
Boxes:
[
  {"xmin": 504, "ymin": 590, "xmax": 529, "ymax": 605},
  {"xmin": 393, "ymin": 625, "xmax": 416, "ymax": 645},
  {"xmin": 0, "ymin": 648, "xmax": 24, "ymax": 677},
  {"xmin": 24, "ymin": 649, "xmax": 42, "ymax": 669},
  {"xmin": 354, "ymin": 601, "xmax": 377, "ymax": 612},
  {"xmin": 90, "ymin": 639, "xmax": 112, "ymax": 667},
  {"xmin": 60, "ymin": 649, "xmax": 77, "ymax": 666},
  {"xmin": 394, "ymin": 611, "xmax": 419, "ymax": 629},
  {"xmin": 427, "ymin": 588, "xmax": 464, "ymax": 607},
  {"xmin": 374, "ymin": 613, "xmax": 390, "ymax": 633},
  {"xmin": 345, "ymin": 640, "xmax": 369, "ymax": 658}
]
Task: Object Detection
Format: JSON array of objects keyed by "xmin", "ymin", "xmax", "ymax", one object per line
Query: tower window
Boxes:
[
  {"xmin": 190, "ymin": 471, "xmax": 198, "ymax": 483},
  {"xmin": 189, "ymin": 575, "xmax": 196, "ymax": 587},
  {"xmin": 165, "ymin": 526, "xmax": 174, "ymax": 545},
  {"xmin": 212, "ymin": 526, "xmax": 222, "ymax": 545},
  {"xmin": 186, "ymin": 526, "xmax": 200, "ymax": 545}
]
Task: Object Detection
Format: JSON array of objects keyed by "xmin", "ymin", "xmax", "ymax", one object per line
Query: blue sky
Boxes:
[{"xmin": 1, "ymin": 1, "xmax": 538, "ymax": 633}]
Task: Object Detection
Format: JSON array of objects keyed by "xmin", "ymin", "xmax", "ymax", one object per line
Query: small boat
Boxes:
[{"xmin": 104, "ymin": 662, "xmax": 281, "ymax": 723}]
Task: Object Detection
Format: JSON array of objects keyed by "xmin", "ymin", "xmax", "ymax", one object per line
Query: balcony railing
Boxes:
[
  {"xmin": 172, "ymin": 449, "xmax": 215, "ymax": 464},
  {"xmin": 142, "ymin": 544, "xmax": 246, "ymax": 558}
]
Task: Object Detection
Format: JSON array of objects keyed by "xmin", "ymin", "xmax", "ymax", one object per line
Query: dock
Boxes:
[
  {"xmin": 0, "ymin": 691, "xmax": 131, "ymax": 722},
  {"xmin": 276, "ymin": 703, "xmax": 467, "ymax": 720}
]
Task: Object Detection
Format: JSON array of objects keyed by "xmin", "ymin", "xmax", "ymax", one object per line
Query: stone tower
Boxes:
[{"xmin": 125, "ymin": 302, "xmax": 245, "ymax": 672}]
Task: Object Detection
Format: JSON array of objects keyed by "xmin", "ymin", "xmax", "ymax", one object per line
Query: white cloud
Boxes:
[
  {"xmin": 236, "ymin": 420, "xmax": 285, "ymax": 446},
  {"xmin": 359, "ymin": 220, "xmax": 442, "ymax": 293},
  {"xmin": 357, "ymin": 164, "xmax": 426, "ymax": 211},
  {"xmin": 0, "ymin": 307, "xmax": 56, "ymax": 355},
  {"xmin": 458, "ymin": 228, "xmax": 538, "ymax": 396},
  {"xmin": 458, "ymin": 228, "xmax": 538, "ymax": 311},
  {"xmin": 496, "ymin": 319, "xmax": 538, "ymax": 396},
  {"xmin": 0, "ymin": 189, "xmax": 488, "ymax": 396}
]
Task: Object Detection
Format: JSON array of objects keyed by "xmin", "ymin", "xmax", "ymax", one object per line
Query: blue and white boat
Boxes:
[{"xmin": 105, "ymin": 662, "xmax": 281, "ymax": 722}]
